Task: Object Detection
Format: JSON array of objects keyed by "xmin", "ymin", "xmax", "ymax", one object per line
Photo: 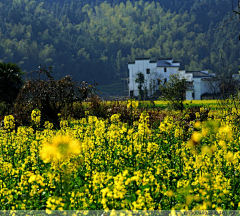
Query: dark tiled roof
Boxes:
[
  {"xmin": 186, "ymin": 71, "xmax": 213, "ymax": 77},
  {"xmin": 135, "ymin": 58, "xmax": 150, "ymax": 60},
  {"xmin": 157, "ymin": 60, "xmax": 179, "ymax": 67},
  {"xmin": 128, "ymin": 58, "xmax": 157, "ymax": 64},
  {"xmin": 201, "ymin": 77, "xmax": 220, "ymax": 81},
  {"xmin": 157, "ymin": 61, "xmax": 171, "ymax": 67},
  {"xmin": 128, "ymin": 58, "xmax": 179, "ymax": 66},
  {"xmin": 158, "ymin": 58, "xmax": 173, "ymax": 61}
]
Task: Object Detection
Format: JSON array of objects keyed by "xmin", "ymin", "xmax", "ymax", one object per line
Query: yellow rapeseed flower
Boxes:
[
  {"xmin": 225, "ymin": 151, "xmax": 234, "ymax": 162},
  {"xmin": 40, "ymin": 135, "xmax": 81, "ymax": 162},
  {"xmin": 31, "ymin": 109, "xmax": 41, "ymax": 126},
  {"xmin": 127, "ymin": 100, "xmax": 138, "ymax": 109},
  {"xmin": 110, "ymin": 114, "xmax": 121, "ymax": 123},
  {"xmin": 194, "ymin": 121, "xmax": 201, "ymax": 129},
  {"xmin": 166, "ymin": 190, "xmax": 174, "ymax": 198},
  {"xmin": 201, "ymin": 146, "xmax": 211, "ymax": 155},
  {"xmin": 4, "ymin": 115, "xmax": 15, "ymax": 130},
  {"xmin": 191, "ymin": 131, "xmax": 202, "ymax": 143},
  {"xmin": 189, "ymin": 131, "xmax": 202, "ymax": 148},
  {"xmin": 219, "ymin": 140, "xmax": 227, "ymax": 150},
  {"xmin": 185, "ymin": 195, "xmax": 193, "ymax": 205}
]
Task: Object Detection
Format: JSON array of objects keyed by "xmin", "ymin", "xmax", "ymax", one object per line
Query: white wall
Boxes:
[
  {"xmin": 179, "ymin": 71, "xmax": 193, "ymax": 81},
  {"xmin": 128, "ymin": 59, "xmax": 157, "ymax": 97},
  {"xmin": 193, "ymin": 78, "xmax": 202, "ymax": 100},
  {"xmin": 156, "ymin": 67, "xmax": 179, "ymax": 83},
  {"xmin": 128, "ymin": 59, "xmax": 181, "ymax": 97},
  {"xmin": 193, "ymin": 77, "xmax": 219, "ymax": 99},
  {"xmin": 186, "ymin": 90, "xmax": 194, "ymax": 100},
  {"xmin": 128, "ymin": 59, "xmax": 219, "ymax": 100}
]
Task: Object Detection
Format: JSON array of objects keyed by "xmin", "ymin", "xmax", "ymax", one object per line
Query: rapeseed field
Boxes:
[{"xmin": 1, "ymin": 101, "xmax": 240, "ymax": 211}]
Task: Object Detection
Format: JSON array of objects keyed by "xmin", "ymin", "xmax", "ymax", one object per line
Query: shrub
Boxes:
[
  {"xmin": 0, "ymin": 62, "xmax": 25, "ymax": 106},
  {"xmin": 13, "ymin": 65, "xmax": 95, "ymax": 128}
]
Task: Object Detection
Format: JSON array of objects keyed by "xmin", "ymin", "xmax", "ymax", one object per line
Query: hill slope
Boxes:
[{"xmin": 0, "ymin": 0, "xmax": 239, "ymax": 96}]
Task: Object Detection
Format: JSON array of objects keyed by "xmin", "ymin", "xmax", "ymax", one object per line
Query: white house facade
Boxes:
[
  {"xmin": 128, "ymin": 58, "xmax": 157, "ymax": 97},
  {"xmin": 128, "ymin": 58, "xmax": 220, "ymax": 100}
]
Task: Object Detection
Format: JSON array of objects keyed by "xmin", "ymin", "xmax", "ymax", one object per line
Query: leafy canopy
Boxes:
[
  {"xmin": 0, "ymin": 62, "xmax": 25, "ymax": 105},
  {"xmin": 159, "ymin": 74, "xmax": 187, "ymax": 111}
]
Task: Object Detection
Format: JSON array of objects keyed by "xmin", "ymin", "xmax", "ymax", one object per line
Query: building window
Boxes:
[
  {"xmin": 164, "ymin": 78, "xmax": 167, "ymax": 84},
  {"xmin": 158, "ymin": 79, "xmax": 160, "ymax": 85},
  {"xmin": 192, "ymin": 92, "xmax": 195, "ymax": 99},
  {"xmin": 146, "ymin": 68, "xmax": 150, "ymax": 74},
  {"xmin": 130, "ymin": 90, "xmax": 134, "ymax": 97},
  {"xmin": 164, "ymin": 67, "xmax": 167, "ymax": 72}
]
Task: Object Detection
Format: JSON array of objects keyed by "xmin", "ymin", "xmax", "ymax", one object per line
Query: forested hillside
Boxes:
[{"xmin": 0, "ymin": 0, "xmax": 239, "ymax": 90}]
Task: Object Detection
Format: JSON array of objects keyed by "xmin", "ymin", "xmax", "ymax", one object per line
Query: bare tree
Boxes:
[{"xmin": 207, "ymin": 77, "xmax": 222, "ymax": 99}]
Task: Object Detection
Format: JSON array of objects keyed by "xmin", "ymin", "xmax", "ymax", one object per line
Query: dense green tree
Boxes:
[
  {"xmin": 135, "ymin": 72, "xmax": 145, "ymax": 100},
  {"xmin": 159, "ymin": 74, "xmax": 187, "ymax": 112},
  {"xmin": 0, "ymin": 62, "xmax": 25, "ymax": 105},
  {"xmin": 0, "ymin": 0, "xmax": 238, "ymax": 95}
]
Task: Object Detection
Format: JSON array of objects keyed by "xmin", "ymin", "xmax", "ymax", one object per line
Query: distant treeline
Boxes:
[{"xmin": 0, "ymin": 0, "xmax": 239, "ymax": 85}]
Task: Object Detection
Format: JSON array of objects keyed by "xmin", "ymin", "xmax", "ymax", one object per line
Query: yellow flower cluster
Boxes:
[
  {"xmin": 40, "ymin": 135, "xmax": 81, "ymax": 162},
  {"xmin": 127, "ymin": 100, "xmax": 138, "ymax": 109},
  {"xmin": 31, "ymin": 109, "xmax": 41, "ymax": 126},
  {"xmin": 4, "ymin": 115, "xmax": 15, "ymax": 130},
  {"xmin": 1, "ymin": 106, "xmax": 240, "ymax": 211},
  {"xmin": 46, "ymin": 196, "xmax": 65, "ymax": 210},
  {"xmin": 110, "ymin": 113, "xmax": 121, "ymax": 123}
]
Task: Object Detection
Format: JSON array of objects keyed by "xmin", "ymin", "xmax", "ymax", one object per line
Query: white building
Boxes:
[{"xmin": 128, "ymin": 58, "xmax": 220, "ymax": 100}]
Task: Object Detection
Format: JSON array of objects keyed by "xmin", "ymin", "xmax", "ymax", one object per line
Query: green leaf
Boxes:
[
  {"xmin": 125, "ymin": 193, "xmax": 137, "ymax": 203},
  {"xmin": 89, "ymin": 203, "xmax": 97, "ymax": 209},
  {"xmin": 139, "ymin": 184, "xmax": 150, "ymax": 190}
]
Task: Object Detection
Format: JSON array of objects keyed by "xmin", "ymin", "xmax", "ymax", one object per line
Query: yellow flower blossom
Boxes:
[
  {"xmin": 4, "ymin": 115, "xmax": 15, "ymax": 130},
  {"xmin": 40, "ymin": 135, "xmax": 81, "ymax": 162},
  {"xmin": 191, "ymin": 131, "xmax": 202, "ymax": 143},
  {"xmin": 31, "ymin": 109, "xmax": 41, "ymax": 126},
  {"xmin": 225, "ymin": 151, "xmax": 234, "ymax": 162},
  {"xmin": 194, "ymin": 121, "xmax": 201, "ymax": 129}
]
